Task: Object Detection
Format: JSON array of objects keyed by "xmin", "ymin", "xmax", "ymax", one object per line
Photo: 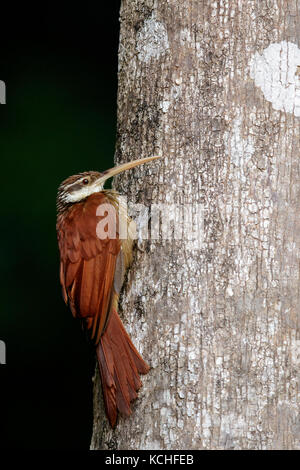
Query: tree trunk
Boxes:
[{"xmin": 91, "ymin": 0, "xmax": 300, "ymax": 450}]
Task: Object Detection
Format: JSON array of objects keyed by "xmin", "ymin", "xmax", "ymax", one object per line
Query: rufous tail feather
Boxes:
[{"xmin": 96, "ymin": 308, "xmax": 149, "ymax": 427}]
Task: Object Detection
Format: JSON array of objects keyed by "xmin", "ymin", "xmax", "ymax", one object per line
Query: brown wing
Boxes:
[{"xmin": 56, "ymin": 192, "xmax": 121, "ymax": 344}]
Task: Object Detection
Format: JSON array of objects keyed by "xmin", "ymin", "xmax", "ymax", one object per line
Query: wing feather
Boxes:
[{"xmin": 57, "ymin": 192, "xmax": 121, "ymax": 342}]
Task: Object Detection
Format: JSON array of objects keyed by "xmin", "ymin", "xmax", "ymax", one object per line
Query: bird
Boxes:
[{"xmin": 56, "ymin": 156, "xmax": 159, "ymax": 428}]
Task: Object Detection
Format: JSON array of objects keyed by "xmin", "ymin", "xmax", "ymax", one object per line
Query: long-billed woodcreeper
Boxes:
[{"xmin": 56, "ymin": 156, "xmax": 159, "ymax": 427}]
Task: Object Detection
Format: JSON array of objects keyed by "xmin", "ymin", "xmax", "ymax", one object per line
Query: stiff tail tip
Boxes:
[{"xmin": 96, "ymin": 308, "xmax": 149, "ymax": 428}]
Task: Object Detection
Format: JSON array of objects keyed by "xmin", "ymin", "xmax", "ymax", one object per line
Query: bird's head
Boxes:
[{"xmin": 56, "ymin": 156, "xmax": 159, "ymax": 212}]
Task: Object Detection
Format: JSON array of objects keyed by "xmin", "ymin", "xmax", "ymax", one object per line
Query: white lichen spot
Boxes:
[
  {"xmin": 224, "ymin": 111, "xmax": 255, "ymax": 172},
  {"xmin": 226, "ymin": 286, "xmax": 234, "ymax": 297},
  {"xmin": 159, "ymin": 100, "xmax": 170, "ymax": 113},
  {"xmin": 290, "ymin": 339, "xmax": 300, "ymax": 366},
  {"xmin": 249, "ymin": 41, "xmax": 300, "ymax": 117},
  {"xmin": 216, "ymin": 356, "xmax": 223, "ymax": 366},
  {"xmin": 136, "ymin": 14, "xmax": 169, "ymax": 63}
]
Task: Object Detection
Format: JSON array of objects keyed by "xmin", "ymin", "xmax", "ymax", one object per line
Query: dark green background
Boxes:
[{"xmin": 0, "ymin": 2, "xmax": 120, "ymax": 449}]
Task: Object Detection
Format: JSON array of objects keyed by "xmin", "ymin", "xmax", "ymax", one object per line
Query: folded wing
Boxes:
[{"xmin": 56, "ymin": 192, "xmax": 121, "ymax": 343}]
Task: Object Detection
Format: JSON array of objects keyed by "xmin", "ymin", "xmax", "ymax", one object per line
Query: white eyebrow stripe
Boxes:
[{"xmin": 63, "ymin": 180, "xmax": 104, "ymax": 203}]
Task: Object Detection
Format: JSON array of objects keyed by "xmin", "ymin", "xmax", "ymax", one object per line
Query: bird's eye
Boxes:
[{"xmin": 82, "ymin": 178, "xmax": 89, "ymax": 185}]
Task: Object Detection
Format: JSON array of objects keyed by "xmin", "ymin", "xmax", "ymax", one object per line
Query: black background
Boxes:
[{"xmin": 0, "ymin": 2, "xmax": 121, "ymax": 449}]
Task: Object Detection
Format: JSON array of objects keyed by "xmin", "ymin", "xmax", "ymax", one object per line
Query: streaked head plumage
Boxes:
[{"xmin": 56, "ymin": 171, "xmax": 103, "ymax": 212}]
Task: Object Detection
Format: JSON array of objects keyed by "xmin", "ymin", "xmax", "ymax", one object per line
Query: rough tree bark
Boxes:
[{"xmin": 91, "ymin": 0, "xmax": 300, "ymax": 450}]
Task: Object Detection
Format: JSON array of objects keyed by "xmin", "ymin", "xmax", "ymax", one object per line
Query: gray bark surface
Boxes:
[{"xmin": 91, "ymin": 0, "xmax": 300, "ymax": 450}]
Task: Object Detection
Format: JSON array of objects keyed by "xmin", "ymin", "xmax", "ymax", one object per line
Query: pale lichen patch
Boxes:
[
  {"xmin": 250, "ymin": 41, "xmax": 300, "ymax": 117},
  {"xmin": 136, "ymin": 14, "xmax": 169, "ymax": 63}
]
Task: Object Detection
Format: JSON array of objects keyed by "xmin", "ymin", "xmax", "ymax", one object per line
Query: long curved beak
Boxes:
[{"xmin": 99, "ymin": 155, "xmax": 160, "ymax": 184}]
